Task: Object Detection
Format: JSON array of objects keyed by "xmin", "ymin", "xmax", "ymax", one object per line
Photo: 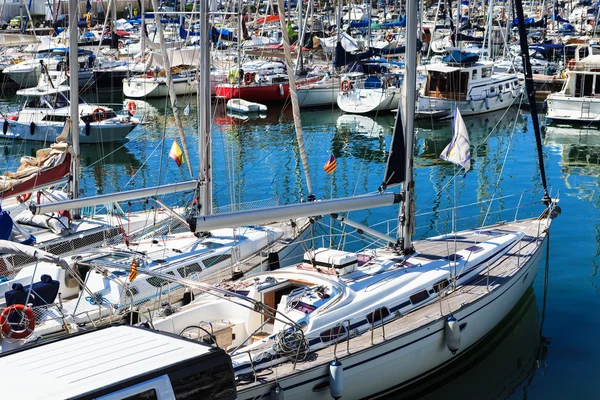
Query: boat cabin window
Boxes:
[
  {"xmin": 465, "ymin": 245, "xmax": 484, "ymax": 253},
  {"xmin": 433, "ymin": 279, "xmax": 450, "ymax": 293},
  {"xmin": 46, "ymin": 93, "xmax": 70, "ymax": 109},
  {"xmin": 482, "ymin": 68, "xmax": 492, "ymax": 78},
  {"xmin": 409, "ymin": 290, "xmax": 429, "ymax": 304},
  {"xmin": 594, "ymin": 76, "xmax": 600, "ymax": 95},
  {"xmin": 320, "ymin": 325, "xmax": 347, "ymax": 343},
  {"xmin": 575, "ymin": 74, "xmax": 594, "ymax": 96},
  {"xmin": 203, "ymin": 253, "xmax": 231, "ymax": 268},
  {"xmin": 471, "ymin": 70, "xmax": 477, "ymax": 80},
  {"xmin": 444, "ymin": 254, "xmax": 464, "ymax": 262},
  {"xmin": 177, "ymin": 263, "xmax": 202, "ymax": 278},
  {"xmin": 25, "ymin": 97, "xmax": 46, "ymax": 108},
  {"xmin": 426, "ymin": 71, "xmax": 469, "ymax": 100},
  {"xmin": 170, "ymin": 362, "xmax": 235, "ymax": 399},
  {"xmin": 366, "ymin": 307, "xmax": 390, "ymax": 324},
  {"xmin": 122, "ymin": 389, "xmax": 158, "ymax": 399},
  {"xmin": 505, "ymin": 83, "xmax": 510, "ymax": 89},
  {"xmin": 146, "ymin": 271, "xmax": 176, "ymax": 287}
]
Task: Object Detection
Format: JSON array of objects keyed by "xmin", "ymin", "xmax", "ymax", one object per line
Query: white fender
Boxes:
[
  {"xmin": 329, "ymin": 360, "xmax": 344, "ymax": 399},
  {"xmin": 445, "ymin": 316, "xmax": 461, "ymax": 354}
]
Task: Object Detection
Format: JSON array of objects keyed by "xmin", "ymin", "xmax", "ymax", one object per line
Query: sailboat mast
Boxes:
[
  {"xmin": 514, "ymin": 0, "xmax": 550, "ymax": 202},
  {"xmin": 198, "ymin": 0, "xmax": 212, "ymax": 216},
  {"xmin": 150, "ymin": 0, "xmax": 194, "ymax": 178},
  {"xmin": 276, "ymin": 0, "xmax": 313, "ymax": 195},
  {"xmin": 400, "ymin": 0, "xmax": 417, "ymax": 253},
  {"xmin": 68, "ymin": 0, "xmax": 80, "ymax": 218}
]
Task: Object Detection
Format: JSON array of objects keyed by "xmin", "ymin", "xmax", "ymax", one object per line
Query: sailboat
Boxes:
[
  {"xmin": 97, "ymin": 1, "xmax": 558, "ymax": 398},
  {"xmin": 0, "ymin": 3, "xmax": 310, "ymax": 338}
]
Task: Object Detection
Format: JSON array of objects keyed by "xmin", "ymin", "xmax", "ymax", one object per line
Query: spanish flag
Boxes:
[
  {"xmin": 323, "ymin": 154, "xmax": 337, "ymax": 174},
  {"xmin": 169, "ymin": 140, "xmax": 185, "ymax": 167},
  {"xmin": 129, "ymin": 258, "xmax": 138, "ymax": 282}
]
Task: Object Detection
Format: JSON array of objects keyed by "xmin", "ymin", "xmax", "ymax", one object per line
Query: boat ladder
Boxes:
[{"xmin": 582, "ymin": 101, "xmax": 591, "ymax": 119}]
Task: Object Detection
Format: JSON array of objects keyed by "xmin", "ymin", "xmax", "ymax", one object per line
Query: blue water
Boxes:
[{"xmin": 1, "ymin": 98, "xmax": 599, "ymax": 398}]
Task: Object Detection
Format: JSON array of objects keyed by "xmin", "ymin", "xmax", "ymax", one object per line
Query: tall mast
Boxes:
[
  {"xmin": 515, "ymin": 0, "xmax": 550, "ymax": 203},
  {"xmin": 276, "ymin": 0, "xmax": 313, "ymax": 195},
  {"xmin": 197, "ymin": 0, "xmax": 212, "ymax": 216},
  {"xmin": 68, "ymin": 0, "xmax": 80, "ymax": 218},
  {"xmin": 150, "ymin": 0, "xmax": 194, "ymax": 178},
  {"xmin": 400, "ymin": 0, "xmax": 417, "ymax": 253}
]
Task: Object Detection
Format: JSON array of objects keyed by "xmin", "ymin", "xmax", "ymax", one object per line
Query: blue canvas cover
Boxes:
[{"xmin": 442, "ymin": 50, "xmax": 479, "ymax": 64}]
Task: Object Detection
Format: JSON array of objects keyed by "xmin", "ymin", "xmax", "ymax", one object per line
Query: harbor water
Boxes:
[{"xmin": 1, "ymin": 96, "xmax": 599, "ymax": 399}]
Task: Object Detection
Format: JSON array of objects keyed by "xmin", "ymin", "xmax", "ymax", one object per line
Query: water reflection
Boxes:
[{"xmin": 388, "ymin": 288, "xmax": 547, "ymax": 400}]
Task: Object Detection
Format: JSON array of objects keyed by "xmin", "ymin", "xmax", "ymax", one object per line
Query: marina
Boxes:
[{"xmin": 0, "ymin": 0, "xmax": 599, "ymax": 399}]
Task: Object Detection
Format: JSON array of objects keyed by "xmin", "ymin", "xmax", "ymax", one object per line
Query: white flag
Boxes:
[{"xmin": 440, "ymin": 108, "xmax": 471, "ymax": 172}]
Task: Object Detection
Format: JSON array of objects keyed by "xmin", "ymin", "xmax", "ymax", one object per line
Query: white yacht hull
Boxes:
[
  {"xmin": 123, "ymin": 76, "xmax": 198, "ymax": 98},
  {"xmin": 237, "ymin": 232, "xmax": 546, "ymax": 400},
  {"xmin": 418, "ymin": 89, "xmax": 520, "ymax": 117},
  {"xmin": 4, "ymin": 67, "xmax": 40, "ymax": 88},
  {"xmin": 337, "ymin": 88, "xmax": 401, "ymax": 114},
  {"xmin": 298, "ymin": 86, "xmax": 340, "ymax": 107},
  {"xmin": 546, "ymin": 95, "xmax": 600, "ymax": 123},
  {"xmin": 5, "ymin": 120, "xmax": 135, "ymax": 143}
]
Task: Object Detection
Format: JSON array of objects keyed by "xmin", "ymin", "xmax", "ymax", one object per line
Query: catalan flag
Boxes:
[
  {"xmin": 169, "ymin": 140, "xmax": 185, "ymax": 167},
  {"xmin": 323, "ymin": 154, "xmax": 337, "ymax": 174},
  {"xmin": 128, "ymin": 258, "xmax": 138, "ymax": 282}
]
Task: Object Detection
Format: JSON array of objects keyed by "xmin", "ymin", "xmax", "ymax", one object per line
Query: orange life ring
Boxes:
[
  {"xmin": 16, "ymin": 193, "xmax": 32, "ymax": 203},
  {"xmin": 567, "ymin": 59, "xmax": 576, "ymax": 70},
  {"xmin": 386, "ymin": 33, "xmax": 394, "ymax": 43},
  {"xmin": 244, "ymin": 72, "xmax": 254, "ymax": 85},
  {"xmin": 591, "ymin": 20, "xmax": 596, "ymax": 26},
  {"xmin": 126, "ymin": 100, "xmax": 137, "ymax": 115},
  {"xmin": 340, "ymin": 79, "xmax": 352, "ymax": 93},
  {"xmin": 0, "ymin": 304, "xmax": 35, "ymax": 340},
  {"xmin": 92, "ymin": 107, "xmax": 107, "ymax": 122}
]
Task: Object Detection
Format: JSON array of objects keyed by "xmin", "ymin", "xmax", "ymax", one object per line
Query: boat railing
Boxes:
[
  {"xmin": 332, "ymin": 319, "xmax": 352, "ymax": 359},
  {"xmin": 364, "ymin": 187, "xmax": 552, "ymax": 238},
  {"xmin": 369, "ymin": 309, "xmax": 386, "ymax": 344}
]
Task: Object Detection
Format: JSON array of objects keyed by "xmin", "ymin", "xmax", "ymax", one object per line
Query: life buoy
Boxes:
[
  {"xmin": 0, "ymin": 304, "xmax": 35, "ymax": 340},
  {"xmin": 386, "ymin": 33, "xmax": 394, "ymax": 43},
  {"xmin": 591, "ymin": 20, "xmax": 596, "ymax": 26},
  {"xmin": 16, "ymin": 193, "xmax": 32, "ymax": 203},
  {"xmin": 65, "ymin": 66, "xmax": 70, "ymax": 77},
  {"xmin": 92, "ymin": 107, "xmax": 107, "ymax": 122},
  {"xmin": 567, "ymin": 59, "xmax": 576, "ymax": 70},
  {"xmin": 244, "ymin": 72, "xmax": 253, "ymax": 85},
  {"xmin": 126, "ymin": 100, "xmax": 137, "ymax": 115},
  {"xmin": 340, "ymin": 79, "xmax": 352, "ymax": 93}
]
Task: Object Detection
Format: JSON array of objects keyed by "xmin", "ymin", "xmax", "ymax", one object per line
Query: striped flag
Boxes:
[
  {"xmin": 128, "ymin": 258, "xmax": 138, "ymax": 282},
  {"xmin": 169, "ymin": 140, "xmax": 185, "ymax": 167},
  {"xmin": 323, "ymin": 154, "xmax": 337, "ymax": 174}
]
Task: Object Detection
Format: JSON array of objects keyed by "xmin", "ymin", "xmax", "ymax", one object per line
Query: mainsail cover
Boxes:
[
  {"xmin": 0, "ymin": 240, "xmax": 70, "ymax": 269},
  {"xmin": 440, "ymin": 108, "xmax": 471, "ymax": 171},
  {"xmin": 381, "ymin": 103, "xmax": 406, "ymax": 189}
]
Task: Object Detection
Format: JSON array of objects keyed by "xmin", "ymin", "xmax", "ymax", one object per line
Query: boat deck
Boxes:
[
  {"xmin": 236, "ymin": 216, "xmax": 548, "ymax": 393},
  {"xmin": 203, "ymin": 218, "xmax": 311, "ymax": 285}
]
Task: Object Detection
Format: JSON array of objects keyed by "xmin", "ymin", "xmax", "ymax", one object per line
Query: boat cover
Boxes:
[{"xmin": 442, "ymin": 50, "xmax": 479, "ymax": 64}]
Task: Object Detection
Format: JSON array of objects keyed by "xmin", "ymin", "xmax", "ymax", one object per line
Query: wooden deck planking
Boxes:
[{"xmin": 237, "ymin": 217, "xmax": 548, "ymax": 391}]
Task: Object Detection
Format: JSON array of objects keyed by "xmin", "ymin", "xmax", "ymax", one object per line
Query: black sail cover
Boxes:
[{"xmin": 381, "ymin": 107, "xmax": 406, "ymax": 190}]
